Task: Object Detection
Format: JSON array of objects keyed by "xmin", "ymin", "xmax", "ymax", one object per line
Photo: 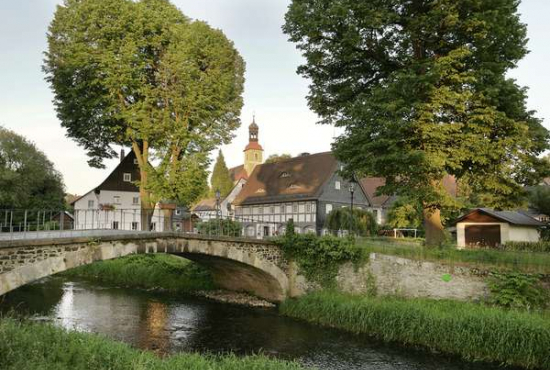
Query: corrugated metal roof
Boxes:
[{"xmin": 455, "ymin": 208, "xmax": 544, "ymax": 227}]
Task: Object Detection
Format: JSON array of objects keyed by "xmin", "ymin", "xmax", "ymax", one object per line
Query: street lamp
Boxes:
[{"xmin": 349, "ymin": 181, "xmax": 356, "ymax": 237}]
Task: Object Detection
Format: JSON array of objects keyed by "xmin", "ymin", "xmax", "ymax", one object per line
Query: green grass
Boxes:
[
  {"xmin": 0, "ymin": 317, "xmax": 307, "ymax": 370},
  {"xmin": 357, "ymin": 237, "xmax": 550, "ymax": 274},
  {"xmin": 280, "ymin": 291, "xmax": 550, "ymax": 370},
  {"xmin": 61, "ymin": 254, "xmax": 215, "ymax": 292}
]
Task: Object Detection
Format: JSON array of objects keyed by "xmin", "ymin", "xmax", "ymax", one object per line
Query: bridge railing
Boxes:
[{"xmin": 0, "ymin": 209, "xmax": 291, "ymax": 241}]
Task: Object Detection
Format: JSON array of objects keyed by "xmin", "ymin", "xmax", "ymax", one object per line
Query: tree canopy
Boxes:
[
  {"xmin": 265, "ymin": 153, "xmax": 292, "ymax": 163},
  {"xmin": 529, "ymin": 186, "xmax": 550, "ymax": 217},
  {"xmin": 210, "ymin": 150, "xmax": 234, "ymax": 198},
  {"xmin": 44, "ymin": 0, "xmax": 245, "ymax": 227},
  {"xmin": 0, "ymin": 127, "xmax": 65, "ymax": 210},
  {"xmin": 284, "ymin": 0, "xmax": 550, "ymax": 245},
  {"xmin": 325, "ymin": 207, "xmax": 377, "ymax": 236}
]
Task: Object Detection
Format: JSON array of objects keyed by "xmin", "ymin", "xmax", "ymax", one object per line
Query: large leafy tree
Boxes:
[
  {"xmin": 265, "ymin": 153, "xmax": 292, "ymax": 163},
  {"xmin": 210, "ymin": 150, "xmax": 233, "ymax": 198},
  {"xmin": 284, "ymin": 0, "xmax": 550, "ymax": 245},
  {"xmin": 0, "ymin": 127, "xmax": 65, "ymax": 210},
  {"xmin": 44, "ymin": 0, "xmax": 245, "ymax": 229}
]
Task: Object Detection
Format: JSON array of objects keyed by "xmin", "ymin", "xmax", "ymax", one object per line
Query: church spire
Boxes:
[{"xmin": 244, "ymin": 116, "xmax": 263, "ymax": 176}]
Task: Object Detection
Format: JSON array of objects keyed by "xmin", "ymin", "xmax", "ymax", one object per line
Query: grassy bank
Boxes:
[
  {"xmin": 280, "ymin": 291, "xmax": 550, "ymax": 370},
  {"xmin": 61, "ymin": 254, "xmax": 215, "ymax": 292},
  {"xmin": 357, "ymin": 237, "xmax": 550, "ymax": 274},
  {"xmin": 0, "ymin": 318, "xmax": 306, "ymax": 370}
]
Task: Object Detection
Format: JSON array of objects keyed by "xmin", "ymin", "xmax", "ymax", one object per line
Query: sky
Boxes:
[{"xmin": 0, "ymin": 0, "xmax": 549, "ymax": 195}]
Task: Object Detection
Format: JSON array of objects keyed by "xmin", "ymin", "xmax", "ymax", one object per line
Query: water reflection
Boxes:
[{"xmin": 1, "ymin": 278, "xmax": 520, "ymax": 370}]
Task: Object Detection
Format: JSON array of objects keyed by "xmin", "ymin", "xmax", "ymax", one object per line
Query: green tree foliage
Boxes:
[
  {"xmin": 210, "ymin": 150, "xmax": 234, "ymax": 198},
  {"xmin": 325, "ymin": 207, "xmax": 377, "ymax": 236},
  {"xmin": 386, "ymin": 198, "xmax": 423, "ymax": 229},
  {"xmin": 529, "ymin": 185, "xmax": 550, "ymax": 216},
  {"xmin": 284, "ymin": 0, "xmax": 550, "ymax": 246},
  {"xmin": 44, "ymin": 0, "xmax": 245, "ymax": 228},
  {"xmin": 265, "ymin": 153, "xmax": 292, "ymax": 163},
  {"xmin": 0, "ymin": 127, "xmax": 65, "ymax": 210},
  {"xmin": 196, "ymin": 218, "xmax": 242, "ymax": 237}
]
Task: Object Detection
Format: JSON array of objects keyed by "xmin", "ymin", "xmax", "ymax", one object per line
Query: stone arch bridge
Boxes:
[{"xmin": 0, "ymin": 232, "xmax": 298, "ymax": 302}]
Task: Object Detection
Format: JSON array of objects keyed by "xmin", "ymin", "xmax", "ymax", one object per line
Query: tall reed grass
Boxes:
[
  {"xmin": 357, "ymin": 237, "xmax": 550, "ymax": 274},
  {"xmin": 280, "ymin": 291, "xmax": 550, "ymax": 369},
  {"xmin": 61, "ymin": 254, "xmax": 215, "ymax": 292},
  {"xmin": 0, "ymin": 317, "xmax": 306, "ymax": 370}
]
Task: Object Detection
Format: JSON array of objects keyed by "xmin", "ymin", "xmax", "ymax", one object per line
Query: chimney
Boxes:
[{"xmin": 120, "ymin": 148, "xmax": 125, "ymax": 162}]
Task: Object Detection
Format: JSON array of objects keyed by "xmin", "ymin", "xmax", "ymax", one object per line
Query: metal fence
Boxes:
[{"xmin": 0, "ymin": 209, "xmax": 290, "ymax": 241}]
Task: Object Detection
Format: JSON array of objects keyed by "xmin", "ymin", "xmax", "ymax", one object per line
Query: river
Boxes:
[{"xmin": 1, "ymin": 277, "xmax": 516, "ymax": 370}]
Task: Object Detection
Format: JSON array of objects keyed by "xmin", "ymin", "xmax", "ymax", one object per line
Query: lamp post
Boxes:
[
  {"xmin": 215, "ymin": 189, "xmax": 221, "ymax": 236},
  {"xmin": 349, "ymin": 181, "xmax": 356, "ymax": 237}
]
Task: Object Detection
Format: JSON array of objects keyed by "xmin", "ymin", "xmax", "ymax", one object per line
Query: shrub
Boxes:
[
  {"xmin": 487, "ymin": 272, "xmax": 549, "ymax": 310},
  {"xmin": 325, "ymin": 208, "xmax": 377, "ymax": 236},
  {"xmin": 196, "ymin": 219, "xmax": 242, "ymax": 237},
  {"xmin": 277, "ymin": 231, "xmax": 362, "ymax": 286}
]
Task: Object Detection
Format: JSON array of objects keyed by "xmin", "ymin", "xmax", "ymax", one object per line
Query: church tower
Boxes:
[{"xmin": 243, "ymin": 117, "xmax": 263, "ymax": 176}]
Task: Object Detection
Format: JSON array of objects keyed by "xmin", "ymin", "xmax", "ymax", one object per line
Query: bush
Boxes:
[
  {"xmin": 196, "ymin": 219, "xmax": 242, "ymax": 237},
  {"xmin": 277, "ymin": 230, "xmax": 362, "ymax": 286},
  {"xmin": 488, "ymin": 272, "xmax": 549, "ymax": 310},
  {"xmin": 325, "ymin": 208, "xmax": 377, "ymax": 236},
  {"xmin": 280, "ymin": 291, "xmax": 550, "ymax": 370}
]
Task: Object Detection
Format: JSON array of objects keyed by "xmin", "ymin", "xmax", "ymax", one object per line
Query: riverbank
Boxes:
[
  {"xmin": 0, "ymin": 317, "xmax": 306, "ymax": 370},
  {"xmin": 280, "ymin": 291, "xmax": 550, "ymax": 370},
  {"xmin": 61, "ymin": 254, "xmax": 215, "ymax": 292}
]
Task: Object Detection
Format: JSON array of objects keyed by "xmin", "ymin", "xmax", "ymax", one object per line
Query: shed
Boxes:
[{"xmin": 453, "ymin": 208, "xmax": 543, "ymax": 248}]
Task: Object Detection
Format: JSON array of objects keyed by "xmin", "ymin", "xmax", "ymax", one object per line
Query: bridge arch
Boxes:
[{"xmin": 0, "ymin": 233, "xmax": 289, "ymax": 302}]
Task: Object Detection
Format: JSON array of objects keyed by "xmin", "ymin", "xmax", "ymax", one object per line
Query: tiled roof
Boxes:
[
  {"xmin": 244, "ymin": 142, "xmax": 263, "ymax": 151},
  {"xmin": 229, "ymin": 165, "xmax": 248, "ymax": 182},
  {"xmin": 233, "ymin": 152, "xmax": 337, "ymax": 206},
  {"xmin": 191, "ymin": 198, "xmax": 217, "ymax": 212}
]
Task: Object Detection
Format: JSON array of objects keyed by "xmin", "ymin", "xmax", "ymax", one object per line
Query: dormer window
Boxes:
[
  {"xmin": 134, "ymin": 159, "xmax": 139, "ymax": 165},
  {"xmin": 288, "ymin": 184, "xmax": 300, "ymax": 189},
  {"xmin": 255, "ymin": 188, "xmax": 265, "ymax": 194},
  {"xmin": 123, "ymin": 173, "xmax": 131, "ymax": 182},
  {"xmin": 280, "ymin": 172, "xmax": 290, "ymax": 178}
]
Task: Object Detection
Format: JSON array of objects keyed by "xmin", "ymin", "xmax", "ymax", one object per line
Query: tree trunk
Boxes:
[
  {"xmin": 423, "ymin": 206, "xmax": 447, "ymax": 247},
  {"xmin": 132, "ymin": 141, "xmax": 155, "ymax": 231}
]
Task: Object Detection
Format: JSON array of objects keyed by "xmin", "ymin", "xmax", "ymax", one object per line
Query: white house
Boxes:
[
  {"xmin": 454, "ymin": 208, "xmax": 543, "ymax": 248},
  {"xmin": 71, "ymin": 150, "xmax": 165, "ymax": 231}
]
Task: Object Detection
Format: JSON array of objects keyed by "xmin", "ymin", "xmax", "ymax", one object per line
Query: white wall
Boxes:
[
  {"xmin": 456, "ymin": 222, "xmax": 540, "ymax": 248},
  {"xmin": 508, "ymin": 226, "xmax": 540, "ymax": 243}
]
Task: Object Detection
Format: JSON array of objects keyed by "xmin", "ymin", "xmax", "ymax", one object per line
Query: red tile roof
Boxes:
[
  {"xmin": 229, "ymin": 165, "xmax": 248, "ymax": 182},
  {"xmin": 244, "ymin": 142, "xmax": 263, "ymax": 151},
  {"xmin": 233, "ymin": 152, "xmax": 337, "ymax": 206}
]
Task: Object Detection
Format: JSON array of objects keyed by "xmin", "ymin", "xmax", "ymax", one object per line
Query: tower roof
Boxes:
[{"xmin": 249, "ymin": 116, "xmax": 258, "ymax": 130}]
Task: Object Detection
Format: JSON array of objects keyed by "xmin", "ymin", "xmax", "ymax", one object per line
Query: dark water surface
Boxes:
[{"xmin": 1, "ymin": 277, "xmax": 515, "ymax": 370}]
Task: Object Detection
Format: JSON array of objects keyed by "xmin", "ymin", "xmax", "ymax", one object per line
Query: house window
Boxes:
[
  {"xmin": 175, "ymin": 209, "xmax": 181, "ymax": 215},
  {"xmin": 113, "ymin": 196, "xmax": 121, "ymax": 204},
  {"xmin": 306, "ymin": 204, "xmax": 312, "ymax": 213},
  {"xmin": 131, "ymin": 222, "xmax": 139, "ymax": 230},
  {"xmin": 326, "ymin": 204, "xmax": 333, "ymax": 214},
  {"xmin": 259, "ymin": 207, "xmax": 264, "ymax": 214},
  {"xmin": 150, "ymin": 222, "xmax": 156, "ymax": 231},
  {"xmin": 132, "ymin": 196, "xmax": 139, "ymax": 205},
  {"xmin": 280, "ymin": 172, "xmax": 290, "ymax": 178},
  {"xmin": 88, "ymin": 200, "xmax": 95, "ymax": 209},
  {"xmin": 123, "ymin": 173, "xmax": 131, "ymax": 182},
  {"xmin": 292, "ymin": 204, "xmax": 298, "ymax": 213},
  {"xmin": 335, "ymin": 181, "xmax": 341, "ymax": 190},
  {"xmin": 134, "ymin": 159, "xmax": 139, "ymax": 165},
  {"xmin": 271, "ymin": 206, "xmax": 275, "ymax": 214},
  {"xmin": 373, "ymin": 209, "xmax": 378, "ymax": 219},
  {"xmin": 112, "ymin": 221, "xmax": 119, "ymax": 230}
]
